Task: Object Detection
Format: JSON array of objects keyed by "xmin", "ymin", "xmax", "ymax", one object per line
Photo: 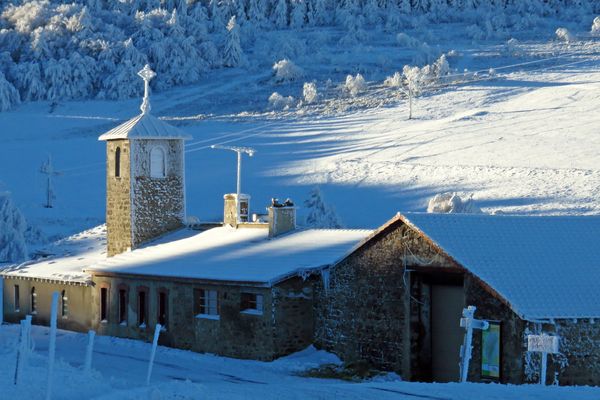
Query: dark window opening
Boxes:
[
  {"xmin": 61, "ymin": 290, "xmax": 68, "ymax": 318},
  {"xmin": 100, "ymin": 287, "xmax": 108, "ymax": 322},
  {"xmin": 30, "ymin": 287, "xmax": 37, "ymax": 314},
  {"xmin": 138, "ymin": 290, "xmax": 147, "ymax": 327},
  {"xmin": 115, "ymin": 147, "xmax": 121, "ymax": 177},
  {"xmin": 240, "ymin": 293, "xmax": 263, "ymax": 314},
  {"xmin": 14, "ymin": 285, "xmax": 20, "ymax": 312},
  {"xmin": 119, "ymin": 289, "xmax": 128, "ymax": 325},
  {"xmin": 158, "ymin": 291, "xmax": 167, "ymax": 327}
]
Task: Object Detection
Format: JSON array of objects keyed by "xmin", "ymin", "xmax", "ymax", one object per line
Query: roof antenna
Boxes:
[{"xmin": 138, "ymin": 64, "xmax": 156, "ymax": 115}]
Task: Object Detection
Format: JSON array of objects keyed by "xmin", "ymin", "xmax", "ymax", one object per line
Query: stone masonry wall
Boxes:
[
  {"xmin": 91, "ymin": 274, "xmax": 279, "ymax": 360},
  {"xmin": 314, "ymin": 221, "xmax": 455, "ymax": 378},
  {"xmin": 106, "ymin": 139, "xmax": 132, "ymax": 257},
  {"xmin": 131, "ymin": 139, "xmax": 184, "ymax": 247}
]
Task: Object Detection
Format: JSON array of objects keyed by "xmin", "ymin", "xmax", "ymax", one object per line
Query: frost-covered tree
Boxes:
[
  {"xmin": 272, "ymin": 59, "xmax": 304, "ymax": 82},
  {"xmin": 290, "ymin": 0, "xmax": 307, "ymax": 28},
  {"xmin": 343, "ymin": 73, "xmax": 366, "ymax": 97},
  {"xmin": 98, "ymin": 60, "xmax": 142, "ymax": 99},
  {"xmin": 209, "ymin": 0, "xmax": 226, "ymax": 33},
  {"xmin": 0, "ymin": 191, "xmax": 28, "ymax": 263},
  {"xmin": 12, "ymin": 62, "xmax": 45, "ymax": 101},
  {"xmin": 593, "ymin": 17, "xmax": 600, "ymax": 35},
  {"xmin": 247, "ymin": 0, "xmax": 266, "ymax": 25},
  {"xmin": 223, "ymin": 15, "xmax": 243, "ymax": 67},
  {"xmin": 363, "ymin": 0, "xmax": 381, "ymax": 26},
  {"xmin": 311, "ymin": 0, "xmax": 329, "ymax": 25},
  {"xmin": 304, "ymin": 187, "xmax": 342, "ymax": 229},
  {"xmin": 302, "ymin": 81, "xmax": 317, "ymax": 103},
  {"xmin": 427, "ymin": 192, "xmax": 481, "ymax": 214},
  {"xmin": 0, "ymin": 71, "xmax": 20, "ymax": 111},
  {"xmin": 272, "ymin": 0, "xmax": 288, "ymax": 28}
]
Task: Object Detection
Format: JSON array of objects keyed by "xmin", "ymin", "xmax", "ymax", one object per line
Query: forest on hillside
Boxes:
[{"xmin": 0, "ymin": 0, "xmax": 598, "ymax": 111}]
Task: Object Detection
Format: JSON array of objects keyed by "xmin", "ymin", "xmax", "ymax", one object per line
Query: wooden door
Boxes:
[{"xmin": 431, "ymin": 284, "xmax": 464, "ymax": 382}]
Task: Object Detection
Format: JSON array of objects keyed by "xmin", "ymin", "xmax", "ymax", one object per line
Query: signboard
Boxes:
[
  {"xmin": 527, "ymin": 335, "xmax": 559, "ymax": 354},
  {"xmin": 481, "ymin": 322, "xmax": 501, "ymax": 379}
]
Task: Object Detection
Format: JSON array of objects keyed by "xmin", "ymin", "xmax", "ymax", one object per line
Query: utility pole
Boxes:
[
  {"xmin": 211, "ymin": 145, "xmax": 256, "ymax": 223},
  {"xmin": 40, "ymin": 154, "xmax": 61, "ymax": 208}
]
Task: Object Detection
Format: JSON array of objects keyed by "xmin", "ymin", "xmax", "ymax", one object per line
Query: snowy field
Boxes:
[
  {"xmin": 1, "ymin": 33, "xmax": 599, "ymax": 242},
  {"xmin": 1, "ymin": 323, "xmax": 600, "ymax": 400}
]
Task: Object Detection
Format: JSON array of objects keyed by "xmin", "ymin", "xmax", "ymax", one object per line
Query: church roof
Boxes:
[
  {"xmin": 396, "ymin": 212, "xmax": 600, "ymax": 320},
  {"xmin": 0, "ymin": 225, "xmax": 372, "ymax": 286},
  {"xmin": 98, "ymin": 113, "xmax": 191, "ymax": 141}
]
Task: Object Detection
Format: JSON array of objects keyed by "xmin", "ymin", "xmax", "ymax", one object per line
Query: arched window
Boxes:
[
  {"xmin": 31, "ymin": 287, "xmax": 37, "ymax": 314},
  {"xmin": 115, "ymin": 147, "xmax": 121, "ymax": 178},
  {"xmin": 150, "ymin": 147, "xmax": 166, "ymax": 178}
]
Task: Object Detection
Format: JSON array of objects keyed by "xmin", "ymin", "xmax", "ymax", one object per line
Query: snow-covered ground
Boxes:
[
  {"xmin": 1, "ymin": 323, "xmax": 599, "ymax": 400},
  {"xmin": 1, "ymin": 35, "xmax": 599, "ymax": 242}
]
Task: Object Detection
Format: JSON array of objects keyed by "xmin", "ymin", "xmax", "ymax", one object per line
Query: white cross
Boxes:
[{"xmin": 138, "ymin": 64, "xmax": 156, "ymax": 115}]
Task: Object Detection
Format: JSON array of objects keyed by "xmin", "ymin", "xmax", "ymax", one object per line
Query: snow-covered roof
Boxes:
[
  {"xmin": 86, "ymin": 227, "xmax": 371, "ymax": 285},
  {"xmin": 98, "ymin": 113, "xmax": 191, "ymax": 141},
  {"xmin": 400, "ymin": 213, "xmax": 600, "ymax": 320},
  {"xmin": 0, "ymin": 226, "xmax": 107, "ymax": 285},
  {"xmin": 0, "ymin": 225, "xmax": 371, "ymax": 286}
]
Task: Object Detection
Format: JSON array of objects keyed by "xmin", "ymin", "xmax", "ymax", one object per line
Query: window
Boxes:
[
  {"xmin": 240, "ymin": 293, "xmax": 263, "ymax": 315},
  {"xmin": 30, "ymin": 287, "xmax": 37, "ymax": 314},
  {"xmin": 194, "ymin": 289, "xmax": 218, "ymax": 319},
  {"xmin": 158, "ymin": 290, "xmax": 168, "ymax": 328},
  {"xmin": 14, "ymin": 285, "xmax": 20, "ymax": 312},
  {"xmin": 118, "ymin": 287, "xmax": 128, "ymax": 326},
  {"xmin": 138, "ymin": 289, "xmax": 148, "ymax": 328},
  {"xmin": 115, "ymin": 147, "xmax": 121, "ymax": 177},
  {"xmin": 150, "ymin": 147, "xmax": 166, "ymax": 178},
  {"xmin": 100, "ymin": 287, "xmax": 108, "ymax": 322},
  {"xmin": 61, "ymin": 290, "xmax": 68, "ymax": 318}
]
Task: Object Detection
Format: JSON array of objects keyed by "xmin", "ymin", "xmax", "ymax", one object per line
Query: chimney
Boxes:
[
  {"xmin": 224, "ymin": 193, "xmax": 250, "ymax": 227},
  {"xmin": 268, "ymin": 198, "xmax": 296, "ymax": 237}
]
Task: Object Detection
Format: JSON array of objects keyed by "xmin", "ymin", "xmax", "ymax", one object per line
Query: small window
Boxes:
[
  {"xmin": 118, "ymin": 288, "xmax": 128, "ymax": 326},
  {"xmin": 30, "ymin": 287, "xmax": 37, "ymax": 314},
  {"xmin": 115, "ymin": 147, "xmax": 121, "ymax": 177},
  {"xmin": 240, "ymin": 293, "xmax": 263, "ymax": 315},
  {"xmin": 61, "ymin": 290, "xmax": 68, "ymax": 318},
  {"xmin": 158, "ymin": 290, "xmax": 168, "ymax": 328},
  {"xmin": 138, "ymin": 289, "xmax": 147, "ymax": 328},
  {"xmin": 194, "ymin": 289, "xmax": 218, "ymax": 318},
  {"xmin": 100, "ymin": 287, "xmax": 108, "ymax": 322},
  {"xmin": 14, "ymin": 285, "xmax": 20, "ymax": 312},
  {"xmin": 150, "ymin": 147, "xmax": 166, "ymax": 178}
]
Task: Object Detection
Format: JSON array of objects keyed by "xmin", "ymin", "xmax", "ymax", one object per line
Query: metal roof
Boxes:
[{"xmin": 98, "ymin": 113, "xmax": 191, "ymax": 141}]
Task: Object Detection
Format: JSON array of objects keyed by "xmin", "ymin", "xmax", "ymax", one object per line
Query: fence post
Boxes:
[
  {"xmin": 84, "ymin": 330, "xmax": 96, "ymax": 374},
  {"xmin": 145, "ymin": 323, "xmax": 162, "ymax": 385},
  {"xmin": 46, "ymin": 292, "xmax": 59, "ymax": 400}
]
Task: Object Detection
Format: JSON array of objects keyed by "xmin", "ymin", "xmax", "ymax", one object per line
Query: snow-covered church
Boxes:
[{"xmin": 3, "ymin": 67, "xmax": 600, "ymax": 386}]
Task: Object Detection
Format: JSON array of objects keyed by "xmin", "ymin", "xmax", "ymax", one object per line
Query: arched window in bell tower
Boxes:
[
  {"xmin": 115, "ymin": 146, "xmax": 121, "ymax": 177},
  {"xmin": 150, "ymin": 147, "xmax": 166, "ymax": 178}
]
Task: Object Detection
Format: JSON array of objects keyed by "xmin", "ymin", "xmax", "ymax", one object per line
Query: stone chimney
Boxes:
[
  {"xmin": 268, "ymin": 198, "xmax": 296, "ymax": 238},
  {"xmin": 224, "ymin": 193, "xmax": 250, "ymax": 227}
]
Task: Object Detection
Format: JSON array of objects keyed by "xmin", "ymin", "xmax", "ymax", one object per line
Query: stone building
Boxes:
[
  {"xmin": 314, "ymin": 212, "xmax": 600, "ymax": 385},
  {"xmin": 0, "ymin": 65, "xmax": 371, "ymax": 361}
]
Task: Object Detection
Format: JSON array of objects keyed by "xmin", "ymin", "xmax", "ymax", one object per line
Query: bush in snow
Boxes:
[
  {"xmin": 303, "ymin": 82, "xmax": 318, "ymax": 104},
  {"xmin": 555, "ymin": 27, "xmax": 574, "ymax": 43},
  {"xmin": 0, "ymin": 191, "xmax": 28, "ymax": 263},
  {"xmin": 343, "ymin": 73, "xmax": 366, "ymax": 97},
  {"xmin": 304, "ymin": 187, "xmax": 342, "ymax": 229},
  {"xmin": 384, "ymin": 71, "xmax": 402, "ymax": 87},
  {"xmin": 268, "ymin": 92, "xmax": 295, "ymax": 110},
  {"xmin": 427, "ymin": 192, "xmax": 481, "ymax": 214},
  {"xmin": 396, "ymin": 32, "xmax": 421, "ymax": 48},
  {"xmin": 272, "ymin": 59, "xmax": 304, "ymax": 83},
  {"xmin": 0, "ymin": 71, "xmax": 21, "ymax": 112},
  {"xmin": 592, "ymin": 17, "xmax": 600, "ymax": 35},
  {"xmin": 505, "ymin": 38, "xmax": 521, "ymax": 56}
]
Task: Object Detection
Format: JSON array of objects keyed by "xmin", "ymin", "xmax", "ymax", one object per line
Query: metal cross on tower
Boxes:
[
  {"xmin": 138, "ymin": 64, "xmax": 156, "ymax": 115},
  {"xmin": 211, "ymin": 145, "xmax": 256, "ymax": 223}
]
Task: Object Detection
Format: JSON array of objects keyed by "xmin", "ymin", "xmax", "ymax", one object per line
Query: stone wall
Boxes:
[
  {"xmin": 90, "ymin": 273, "xmax": 314, "ymax": 360},
  {"xmin": 314, "ymin": 221, "xmax": 456, "ymax": 378},
  {"xmin": 131, "ymin": 139, "xmax": 185, "ymax": 247},
  {"xmin": 106, "ymin": 139, "xmax": 132, "ymax": 257},
  {"xmin": 2, "ymin": 278, "xmax": 92, "ymax": 332}
]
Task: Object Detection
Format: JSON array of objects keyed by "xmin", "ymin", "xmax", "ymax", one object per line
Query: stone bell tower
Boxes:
[{"xmin": 99, "ymin": 65, "xmax": 191, "ymax": 257}]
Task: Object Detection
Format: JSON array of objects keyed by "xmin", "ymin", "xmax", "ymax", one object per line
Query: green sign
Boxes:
[{"xmin": 481, "ymin": 322, "xmax": 501, "ymax": 379}]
